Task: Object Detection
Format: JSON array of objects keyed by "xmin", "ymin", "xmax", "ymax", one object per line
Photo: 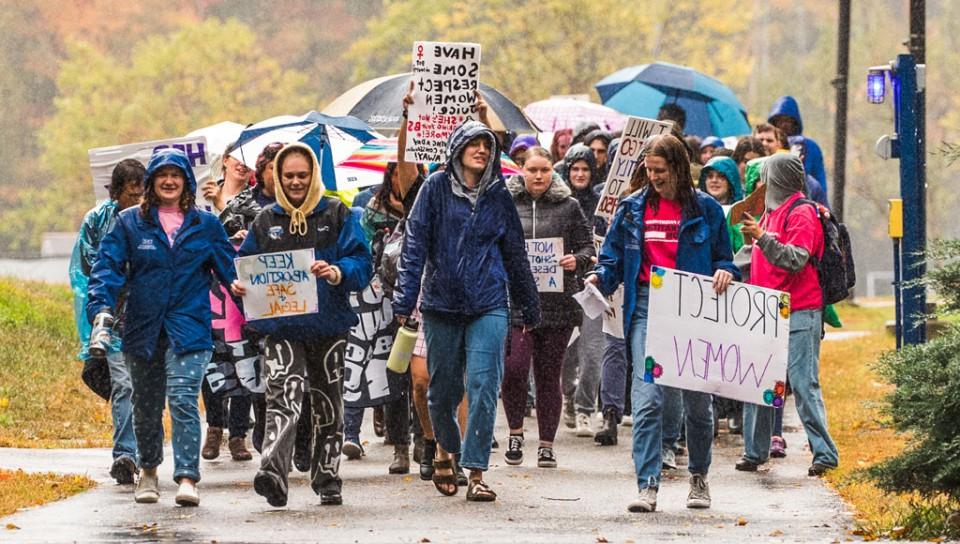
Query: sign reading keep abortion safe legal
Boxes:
[
  {"xmin": 525, "ymin": 237, "xmax": 563, "ymax": 293},
  {"xmin": 593, "ymin": 116, "xmax": 673, "ymax": 221},
  {"xmin": 644, "ymin": 266, "xmax": 790, "ymax": 407},
  {"xmin": 234, "ymin": 249, "xmax": 318, "ymax": 321},
  {"xmin": 404, "ymin": 41, "xmax": 482, "ymax": 164}
]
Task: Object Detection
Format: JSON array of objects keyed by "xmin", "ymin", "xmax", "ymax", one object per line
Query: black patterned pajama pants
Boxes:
[{"xmin": 259, "ymin": 334, "xmax": 347, "ymax": 496}]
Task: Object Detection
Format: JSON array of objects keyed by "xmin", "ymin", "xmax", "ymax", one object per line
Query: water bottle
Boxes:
[
  {"xmin": 386, "ymin": 318, "xmax": 419, "ymax": 374},
  {"xmin": 88, "ymin": 311, "xmax": 114, "ymax": 358}
]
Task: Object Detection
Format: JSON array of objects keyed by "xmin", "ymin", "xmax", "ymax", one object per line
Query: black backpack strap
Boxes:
[{"xmin": 780, "ymin": 198, "xmax": 821, "ymax": 271}]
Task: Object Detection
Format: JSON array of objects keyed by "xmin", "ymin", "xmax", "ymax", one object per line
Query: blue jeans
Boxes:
[
  {"xmin": 422, "ymin": 308, "xmax": 508, "ymax": 471},
  {"xmin": 126, "ymin": 346, "xmax": 210, "ymax": 483},
  {"xmin": 742, "ymin": 310, "xmax": 839, "ymax": 466},
  {"xmin": 106, "ymin": 352, "xmax": 137, "ymax": 464},
  {"xmin": 629, "ymin": 287, "xmax": 714, "ymax": 490},
  {"xmin": 599, "ymin": 333, "xmax": 627, "ymax": 419}
]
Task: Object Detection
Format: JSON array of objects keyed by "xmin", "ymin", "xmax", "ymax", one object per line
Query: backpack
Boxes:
[
  {"xmin": 374, "ymin": 218, "xmax": 405, "ymax": 299},
  {"xmin": 782, "ymin": 199, "xmax": 855, "ymax": 306}
]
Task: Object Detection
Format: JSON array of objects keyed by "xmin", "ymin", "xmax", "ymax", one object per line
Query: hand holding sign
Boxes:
[
  {"xmin": 739, "ymin": 212, "xmax": 765, "ymax": 241},
  {"xmin": 234, "ymin": 249, "xmax": 319, "ymax": 320}
]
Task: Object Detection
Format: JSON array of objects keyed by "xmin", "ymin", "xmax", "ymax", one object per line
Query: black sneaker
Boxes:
[
  {"xmin": 808, "ymin": 462, "xmax": 835, "ymax": 477},
  {"xmin": 254, "ymin": 471, "xmax": 287, "ymax": 507},
  {"xmin": 537, "ymin": 447, "xmax": 557, "ymax": 468},
  {"xmin": 320, "ymin": 490, "xmax": 342, "ymax": 505},
  {"xmin": 504, "ymin": 434, "xmax": 524, "ymax": 465},
  {"xmin": 735, "ymin": 457, "xmax": 761, "ymax": 472},
  {"xmin": 110, "ymin": 456, "xmax": 137, "ymax": 485}
]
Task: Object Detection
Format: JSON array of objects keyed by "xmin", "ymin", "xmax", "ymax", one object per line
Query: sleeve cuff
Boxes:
[{"xmin": 325, "ymin": 265, "xmax": 342, "ymax": 286}]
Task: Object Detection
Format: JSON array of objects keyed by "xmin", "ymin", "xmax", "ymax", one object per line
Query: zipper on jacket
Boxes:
[{"xmin": 532, "ymin": 198, "xmax": 537, "ymax": 238}]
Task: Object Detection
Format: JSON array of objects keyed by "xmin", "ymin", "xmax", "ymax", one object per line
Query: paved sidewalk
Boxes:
[{"xmin": 0, "ymin": 401, "xmax": 853, "ymax": 543}]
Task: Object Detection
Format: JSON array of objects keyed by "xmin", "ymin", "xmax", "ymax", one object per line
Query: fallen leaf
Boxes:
[
  {"xmin": 770, "ymin": 529, "xmax": 784, "ymax": 536},
  {"xmin": 403, "ymin": 476, "xmax": 413, "ymax": 482},
  {"xmin": 420, "ymin": 539, "xmax": 431, "ymax": 543},
  {"xmin": 890, "ymin": 527, "xmax": 907, "ymax": 538},
  {"xmin": 596, "ymin": 537, "xmax": 609, "ymax": 543},
  {"xmin": 736, "ymin": 517, "xmax": 748, "ymax": 526},
  {"xmin": 5, "ymin": 524, "xmax": 20, "ymax": 530}
]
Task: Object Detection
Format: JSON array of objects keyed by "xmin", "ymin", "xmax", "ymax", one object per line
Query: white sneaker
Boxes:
[
  {"xmin": 620, "ymin": 415, "xmax": 633, "ymax": 427},
  {"xmin": 628, "ymin": 487, "xmax": 658, "ymax": 512},
  {"xmin": 175, "ymin": 479, "xmax": 200, "ymax": 507},
  {"xmin": 661, "ymin": 447, "xmax": 677, "ymax": 470},
  {"xmin": 134, "ymin": 469, "xmax": 159, "ymax": 504},
  {"xmin": 575, "ymin": 413, "xmax": 593, "ymax": 437},
  {"xmin": 686, "ymin": 474, "xmax": 711, "ymax": 509}
]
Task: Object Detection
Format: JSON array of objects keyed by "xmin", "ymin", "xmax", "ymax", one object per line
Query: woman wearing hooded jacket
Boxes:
[
  {"xmin": 231, "ymin": 143, "xmax": 373, "ymax": 508},
  {"xmin": 86, "ymin": 148, "xmax": 238, "ymax": 507},
  {"xmin": 394, "ymin": 121, "xmax": 540, "ymax": 502},
  {"xmin": 586, "ymin": 134, "xmax": 739, "ymax": 513},
  {"xmin": 501, "ymin": 147, "xmax": 594, "ymax": 468}
]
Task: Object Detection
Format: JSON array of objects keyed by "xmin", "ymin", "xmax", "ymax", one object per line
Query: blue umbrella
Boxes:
[
  {"xmin": 233, "ymin": 111, "xmax": 378, "ymax": 191},
  {"xmin": 595, "ymin": 62, "xmax": 750, "ymax": 138}
]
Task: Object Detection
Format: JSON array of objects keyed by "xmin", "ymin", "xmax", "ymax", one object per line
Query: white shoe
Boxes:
[
  {"xmin": 686, "ymin": 474, "xmax": 711, "ymax": 509},
  {"xmin": 175, "ymin": 479, "xmax": 200, "ymax": 507},
  {"xmin": 628, "ymin": 487, "xmax": 658, "ymax": 513},
  {"xmin": 620, "ymin": 415, "xmax": 633, "ymax": 427},
  {"xmin": 661, "ymin": 447, "xmax": 678, "ymax": 470},
  {"xmin": 134, "ymin": 469, "xmax": 159, "ymax": 504},
  {"xmin": 575, "ymin": 413, "xmax": 593, "ymax": 437}
]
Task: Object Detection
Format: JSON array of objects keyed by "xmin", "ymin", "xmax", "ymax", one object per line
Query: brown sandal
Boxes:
[
  {"xmin": 466, "ymin": 479, "xmax": 497, "ymax": 502},
  {"xmin": 432, "ymin": 458, "xmax": 458, "ymax": 496}
]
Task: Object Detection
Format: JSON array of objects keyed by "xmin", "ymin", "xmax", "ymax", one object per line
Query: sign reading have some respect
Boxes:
[
  {"xmin": 644, "ymin": 266, "xmax": 791, "ymax": 407},
  {"xmin": 404, "ymin": 41, "xmax": 482, "ymax": 164},
  {"xmin": 234, "ymin": 249, "xmax": 318, "ymax": 321}
]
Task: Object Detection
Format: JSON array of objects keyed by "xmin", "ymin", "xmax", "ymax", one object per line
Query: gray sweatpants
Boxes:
[{"xmin": 562, "ymin": 314, "xmax": 603, "ymax": 415}]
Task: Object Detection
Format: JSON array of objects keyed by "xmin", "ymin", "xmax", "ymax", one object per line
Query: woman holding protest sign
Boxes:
[
  {"xmin": 736, "ymin": 152, "xmax": 839, "ymax": 478},
  {"xmin": 394, "ymin": 119, "xmax": 540, "ymax": 502},
  {"xmin": 501, "ymin": 147, "xmax": 594, "ymax": 469},
  {"xmin": 86, "ymin": 148, "xmax": 239, "ymax": 507},
  {"xmin": 586, "ymin": 134, "xmax": 739, "ymax": 513},
  {"xmin": 230, "ymin": 142, "xmax": 373, "ymax": 508}
]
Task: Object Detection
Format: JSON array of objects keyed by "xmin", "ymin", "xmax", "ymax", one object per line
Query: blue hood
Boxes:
[
  {"xmin": 700, "ymin": 156, "xmax": 743, "ymax": 202},
  {"xmin": 767, "ymin": 96, "xmax": 803, "ymax": 134},
  {"xmin": 145, "ymin": 147, "xmax": 198, "ymax": 195}
]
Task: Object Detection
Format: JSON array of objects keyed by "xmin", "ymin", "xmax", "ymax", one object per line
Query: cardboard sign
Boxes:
[
  {"xmin": 234, "ymin": 249, "xmax": 318, "ymax": 321},
  {"xmin": 88, "ymin": 135, "xmax": 214, "ymax": 209},
  {"xmin": 594, "ymin": 117, "xmax": 673, "ymax": 221},
  {"xmin": 404, "ymin": 41, "xmax": 482, "ymax": 164},
  {"xmin": 729, "ymin": 183, "xmax": 767, "ymax": 245},
  {"xmin": 644, "ymin": 266, "xmax": 790, "ymax": 406},
  {"xmin": 525, "ymin": 237, "xmax": 563, "ymax": 292}
]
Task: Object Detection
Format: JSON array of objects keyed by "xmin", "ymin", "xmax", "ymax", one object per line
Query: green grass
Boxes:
[{"xmin": 0, "ymin": 278, "xmax": 112, "ymax": 448}]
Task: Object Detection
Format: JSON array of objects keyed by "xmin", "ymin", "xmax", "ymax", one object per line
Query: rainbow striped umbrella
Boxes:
[{"xmin": 336, "ymin": 138, "xmax": 522, "ymax": 189}]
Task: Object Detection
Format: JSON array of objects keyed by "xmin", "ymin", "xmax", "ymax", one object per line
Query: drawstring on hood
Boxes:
[
  {"xmin": 761, "ymin": 153, "xmax": 805, "ymax": 210},
  {"xmin": 446, "ymin": 121, "xmax": 502, "ymax": 207},
  {"xmin": 273, "ymin": 142, "xmax": 323, "ymax": 235}
]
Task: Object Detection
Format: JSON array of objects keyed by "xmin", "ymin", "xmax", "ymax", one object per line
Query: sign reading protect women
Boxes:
[
  {"xmin": 234, "ymin": 249, "xmax": 318, "ymax": 321},
  {"xmin": 644, "ymin": 266, "xmax": 790, "ymax": 407},
  {"xmin": 404, "ymin": 41, "xmax": 482, "ymax": 164}
]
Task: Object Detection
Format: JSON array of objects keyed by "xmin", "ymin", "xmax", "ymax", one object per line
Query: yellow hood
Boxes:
[{"xmin": 274, "ymin": 142, "xmax": 323, "ymax": 235}]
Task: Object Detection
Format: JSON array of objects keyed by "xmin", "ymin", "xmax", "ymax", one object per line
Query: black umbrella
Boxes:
[{"xmin": 323, "ymin": 73, "xmax": 538, "ymax": 133}]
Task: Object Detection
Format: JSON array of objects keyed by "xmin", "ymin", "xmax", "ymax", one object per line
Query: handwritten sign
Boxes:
[
  {"xmin": 234, "ymin": 249, "xmax": 318, "ymax": 321},
  {"xmin": 88, "ymin": 135, "xmax": 213, "ymax": 209},
  {"xmin": 594, "ymin": 117, "xmax": 673, "ymax": 221},
  {"xmin": 644, "ymin": 266, "xmax": 790, "ymax": 406},
  {"xmin": 525, "ymin": 237, "xmax": 563, "ymax": 292},
  {"xmin": 404, "ymin": 41, "xmax": 482, "ymax": 164}
]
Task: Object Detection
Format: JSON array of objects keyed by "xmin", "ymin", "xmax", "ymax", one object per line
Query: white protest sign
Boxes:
[
  {"xmin": 644, "ymin": 266, "xmax": 790, "ymax": 406},
  {"xmin": 594, "ymin": 116, "xmax": 673, "ymax": 221},
  {"xmin": 601, "ymin": 285, "xmax": 625, "ymax": 338},
  {"xmin": 88, "ymin": 135, "xmax": 214, "ymax": 209},
  {"xmin": 404, "ymin": 41, "xmax": 482, "ymax": 164},
  {"xmin": 234, "ymin": 249, "xmax": 318, "ymax": 321},
  {"xmin": 525, "ymin": 237, "xmax": 563, "ymax": 292}
]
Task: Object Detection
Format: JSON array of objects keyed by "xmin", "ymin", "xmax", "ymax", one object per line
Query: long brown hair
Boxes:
[
  {"xmin": 643, "ymin": 134, "xmax": 698, "ymax": 218},
  {"xmin": 140, "ymin": 168, "xmax": 195, "ymax": 217}
]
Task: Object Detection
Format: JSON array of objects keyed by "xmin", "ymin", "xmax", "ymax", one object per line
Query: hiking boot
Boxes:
[
  {"xmin": 808, "ymin": 462, "xmax": 835, "ymax": 477},
  {"xmin": 110, "ymin": 456, "xmax": 137, "ymax": 485},
  {"xmin": 419, "ymin": 438, "xmax": 436, "ymax": 481},
  {"xmin": 504, "ymin": 434, "xmax": 524, "ymax": 465},
  {"xmin": 735, "ymin": 456, "xmax": 761, "ymax": 472},
  {"xmin": 412, "ymin": 435, "xmax": 423, "ymax": 464},
  {"xmin": 563, "ymin": 398, "xmax": 576, "ymax": 429},
  {"xmin": 770, "ymin": 436, "xmax": 787, "ymax": 458},
  {"xmin": 175, "ymin": 479, "xmax": 200, "ymax": 507},
  {"xmin": 686, "ymin": 474, "xmax": 711, "ymax": 509},
  {"xmin": 201, "ymin": 426, "xmax": 223, "ymax": 460},
  {"xmin": 134, "ymin": 468, "xmax": 159, "ymax": 504},
  {"xmin": 254, "ymin": 471, "xmax": 287, "ymax": 507},
  {"xmin": 575, "ymin": 413, "xmax": 593, "ymax": 437},
  {"xmin": 594, "ymin": 408, "xmax": 618, "ymax": 446},
  {"xmin": 342, "ymin": 440, "xmax": 364, "ymax": 460},
  {"xmin": 389, "ymin": 444, "xmax": 410, "ymax": 474},
  {"xmin": 628, "ymin": 487, "xmax": 658, "ymax": 513},
  {"xmin": 537, "ymin": 447, "xmax": 557, "ymax": 468},
  {"xmin": 661, "ymin": 447, "xmax": 677, "ymax": 470},
  {"xmin": 229, "ymin": 437, "xmax": 253, "ymax": 461}
]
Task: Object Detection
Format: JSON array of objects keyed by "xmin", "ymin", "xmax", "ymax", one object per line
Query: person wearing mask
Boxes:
[
  {"xmin": 70, "ymin": 159, "xmax": 145, "ymax": 485},
  {"xmin": 394, "ymin": 120, "xmax": 541, "ymax": 502},
  {"xmin": 501, "ymin": 147, "xmax": 594, "ymax": 468},
  {"xmin": 768, "ymin": 96, "xmax": 828, "ymax": 201},
  {"xmin": 586, "ymin": 134, "xmax": 739, "ymax": 513},
  {"xmin": 86, "ymin": 148, "xmax": 238, "ymax": 506},
  {"xmin": 736, "ymin": 153, "xmax": 840, "ymax": 478},
  {"xmin": 231, "ymin": 143, "xmax": 373, "ymax": 507}
]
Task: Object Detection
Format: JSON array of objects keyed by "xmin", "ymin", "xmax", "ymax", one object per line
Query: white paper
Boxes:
[
  {"xmin": 573, "ymin": 282, "xmax": 610, "ymax": 320},
  {"xmin": 525, "ymin": 237, "xmax": 564, "ymax": 293},
  {"xmin": 234, "ymin": 249, "xmax": 318, "ymax": 321}
]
